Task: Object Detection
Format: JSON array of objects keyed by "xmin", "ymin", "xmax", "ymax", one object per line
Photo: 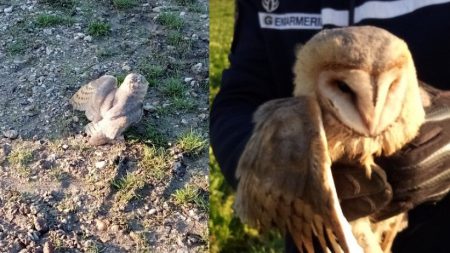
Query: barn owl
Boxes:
[
  {"xmin": 70, "ymin": 73, "xmax": 149, "ymax": 145},
  {"xmin": 235, "ymin": 26, "xmax": 427, "ymax": 253}
]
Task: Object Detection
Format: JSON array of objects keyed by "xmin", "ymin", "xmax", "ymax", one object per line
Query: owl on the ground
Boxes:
[
  {"xmin": 70, "ymin": 73, "xmax": 149, "ymax": 145},
  {"xmin": 235, "ymin": 26, "xmax": 428, "ymax": 253}
]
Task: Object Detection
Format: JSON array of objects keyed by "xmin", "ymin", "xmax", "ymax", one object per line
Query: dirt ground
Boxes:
[{"xmin": 0, "ymin": 0, "xmax": 209, "ymax": 252}]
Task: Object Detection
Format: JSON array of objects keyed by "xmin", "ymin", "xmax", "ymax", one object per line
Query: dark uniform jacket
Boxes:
[{"xmin": 210, "ymin": 0, "xmax": 450, "ymax": 252}]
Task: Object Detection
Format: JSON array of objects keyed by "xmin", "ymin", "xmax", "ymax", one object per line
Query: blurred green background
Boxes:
[{"xmin": 209, "ymin": 0, "xmax": 283, "ymax": 252}]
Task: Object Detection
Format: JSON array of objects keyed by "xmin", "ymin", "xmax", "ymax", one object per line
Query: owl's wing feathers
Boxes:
[
  {"xmin": 70, "ymin": 75, "xmax": 118, "ymax": 121},
  {"xmin": 235, "ymin": 97, "xmax": 362, "ymax": 253}
]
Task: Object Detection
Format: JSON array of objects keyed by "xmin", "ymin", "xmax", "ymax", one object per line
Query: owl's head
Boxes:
[
  {"xmin": 120, "ymin": 73, "xmax": 149, "ymax": 99},
  {"xmin": 293, "ymin": 26, "xmax": 423, "ymax": 137}
]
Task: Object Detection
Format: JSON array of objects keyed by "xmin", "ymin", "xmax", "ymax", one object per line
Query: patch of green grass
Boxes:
[
  {"xmin": 188, "ymin": 2, "xmax": 206, "ymax": 13},
  {"xmin": 177, "ymin": 129, "xmax": 207, "ymax": 156},
  {"xmin": 125, "ymin": 121, "xmax": 168, "ymax": 147},
  {"xmin": 167, "ymin": 31, "xmax": 192, "ymax": 54},
  {"xmin": 112, "ymin": 0, "xmax": 136, "ymax": 9},
  {"xmin": 143, "ymin": 124, "xmax": 168, "ymax": 147},
  {"xmin": 173, "ymin": 185, "xmax": 208, "ymax": 211},
  {"xmin": 87, "ymin": 21, "xmax": 111, "ymax": 37},
  {"xmin": 96, "ymin": 48, "xmax": 116, "ymax": 59},
  {"xmin": 140, "ymin": 146, "xmax": 170, "ymax": 180},
  {"xmin": 160, "ymin": 77, "xmax": 186, "ymax": 98},
  {"xmin": 7, "ymin": 39, "xmax": 27, "ymax": 55},
  {"xmin": 40, "ymin": 0, "xmax": 75, "ymax": 9},
  {"xmin": 8, "ymin": 147, "xmax": 33, "ymax": 171},
  {"xmin": 155, "ymin": 105, "xmax": 170, "ymax": 116},
  {"xmin": 49, "ymin": 169, "xmax": 71, "ymax": 182},
  {"xmin": 171, "ymin": 97, "xmax": 196, "ymax": 112},
  {"xmin": 111, "ymin": 173, "xmax": 145, "ymax": 205},
  {"xmin": 116, "ymin": 74, "xmax": 126, "ymax": 84},
  {"xmin": 85, "ymin": 241, "xmax": 105, "ymax": 253},
  {"xmin": 167, "ymin": 31, "xmax": 184, "ymax": 46},
  {"xmin": 156, "ymin": 12, "xmax": 184, "ymax": 30},
  {"xmin": 209, "ymin": 0, "xmax": 234, "ymax": 102},
  {"xmin": 175, "ymin": 0, "xmax": 196, "ymax": 5},
  {"xmin": 193, "ymin": 188, "xmax": 209, "ymax": 212},
  {"xmin": 36, "ymin": 14, "xmax": 73, "ymax": 27},
  {"xmin": 172, "ymin": 184, "xmax": 198, "ymax": 205},
  {"xmin": 48, "ymin": 231, "xmax": 66, "ymax": 249},
  {"xmin": 139, "ymin": 62, "xmax": 165, "ymax": 87}
]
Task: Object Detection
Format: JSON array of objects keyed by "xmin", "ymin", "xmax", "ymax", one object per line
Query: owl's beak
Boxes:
[{"xmin": 358, "ymin": 105, "xmax": 381, "ymax": 137}]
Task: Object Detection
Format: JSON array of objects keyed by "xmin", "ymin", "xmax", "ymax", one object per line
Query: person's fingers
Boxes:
[
  {"xmin": 342, "ymin": 184, "xmax": 392, "ymax": 221},
  {"xmin": 333, "ymin": 164, "xmax": 389, "ymax": 199}
]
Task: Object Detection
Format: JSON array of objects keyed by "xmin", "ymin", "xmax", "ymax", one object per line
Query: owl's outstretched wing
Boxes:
[
  {"xmin": 235, "ymin": 97, "xmax": 362, "ymax": 253},
  {"xmin": 70, "ymin": 75, "xmax": 118, "ymax": 122}
]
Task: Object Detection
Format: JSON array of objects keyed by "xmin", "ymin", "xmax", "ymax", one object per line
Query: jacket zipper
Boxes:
[{"xmin": 349, "ymin": 0, "xmax": 355, "ymax": 25}]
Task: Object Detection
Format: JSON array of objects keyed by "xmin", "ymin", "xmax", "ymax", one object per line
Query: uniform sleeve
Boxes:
[{"xmin": 210, "ymin": 0, "xmax": 277, "ymax": 188}]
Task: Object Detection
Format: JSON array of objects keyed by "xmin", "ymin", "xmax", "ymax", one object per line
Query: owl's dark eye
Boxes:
[{"xmin": 335, "ymin": 80, "xmax": 353, "ymax": 94}]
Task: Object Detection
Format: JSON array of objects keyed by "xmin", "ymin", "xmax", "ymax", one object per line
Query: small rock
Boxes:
[
  {"xmin": 180, "ymin": 11, "xmax": 186, "ymax": 16},
  {"xmin": 129, "ymin": 231, "xmax": 140, "ymax": 242},
  {"xmin": 184, "ymin": 77, "xmax": 193, "ymax": 83},
  {"xmin": 143, "ymin": 103, "xmax": 156, "ymax": 112},
  {"xmin": 84, "ymin": 35, "xmax": 92, "ymax": 42},
  {"xmin": 152, "ymin": 6, "xmax": 162, "ymax": 12},
  {"xmin": 0, "ymin": 143, "xmax": 11, "ymax": 162},
  {"xmin": 46, "ymin": 47, "xmax": 53, "ymax": 55},
  {"xmin": 122, "ymin": 64, "xmax": 131, "ymax": 71},
  {"xmin": 184, "ymin": 233, "xmax": 204, "ymax": 247},
  {"xmin": 4, "ymin": 6, "xmax": 13, "ymax": 13},
  {"xmin": 24, "ymin": 105, "xmax": 34, "ymax": 111},
  {"xmin": 173, "ymin": 161, "xmax": 186, "ymax": 177},
  {"xmin": 95, "ymin": 161, "xmax": 107, "ymax": 169},
  {"xmin": 110, "ymin": 224, "xmax": 120, "ymax": 232},
  {"xmin": 38, "ymin": 159, "xmax": 53, "ymax": 170},
  {"xmin": 148, "ymin": 208, "xmax": 157, "ymax": 215},
  {"xmin": 95, "ymin": 219, "xmax": 107, "ymax": 231},
  {"xmin": 61, "ymin": 144, "xmax": 69, "ymax": 150},
  {"xmin": 3, "ymin": 129, "xmax": 18, "ymax": 139},
  {"xmin": 43, "ymin": 241, "xmax": 54, "ymax": 253},
  {"xmin": 34, "ymin": 217, "xmax": 48, "ymax": 233},
  {"xmin": 191, "ymin": 63, "xmax": 203, "ymax": 74},
  {"xmin": 43, "ymin": 29, "xmax": 52, "ymax": 35},
  {"xmin": 181, "ymin": 119, "xmax": 188, "ymax": 125},
  {"xmin": 72, "ymin": 116, "xmax": 79, "ymax": 122}
]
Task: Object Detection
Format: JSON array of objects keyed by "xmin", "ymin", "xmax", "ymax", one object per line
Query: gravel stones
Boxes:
[
  {"xmin": 4, "ymin": 6, "xmax": 13, "ymax": 13},
  {"xmin": 33, "ymin": 217, "xmax": 48, "ymax": 233},
  {"xmin": 3, "ymin": 129, "xmax": 18, "ymax": 139}
]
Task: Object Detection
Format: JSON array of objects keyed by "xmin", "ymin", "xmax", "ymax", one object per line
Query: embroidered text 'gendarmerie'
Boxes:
[{"xmin": 259, "ymin": 12, "xmax": 322, "ymax": 30}]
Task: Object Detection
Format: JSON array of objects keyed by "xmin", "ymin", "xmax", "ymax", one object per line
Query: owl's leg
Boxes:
[{"xmin": 350, "ymin": 217, "xmax": 383, "ymax": 253}]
